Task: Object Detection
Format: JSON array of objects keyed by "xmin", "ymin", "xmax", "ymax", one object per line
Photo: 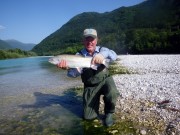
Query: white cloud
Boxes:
[{"xmin": 0, "ymin": 25, "xmax": 6, "ymax": 30}]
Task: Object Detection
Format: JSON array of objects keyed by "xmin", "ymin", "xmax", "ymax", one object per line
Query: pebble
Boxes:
[
  {"xmin": 140, "ymin": 129, "xmax": 147, "ymax": 135},
  {"xmin": 109, "ymin": 130, "xmax": 118, "ymax": 134}
]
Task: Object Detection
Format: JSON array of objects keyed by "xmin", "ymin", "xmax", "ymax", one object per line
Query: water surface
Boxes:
[
  {"xmin": 0, "ymin": 56, "xmax": 81, "ymax": 96},
  {"xmin": 0, "ymin": 57, "xmax": 84, "ymax": 134}
]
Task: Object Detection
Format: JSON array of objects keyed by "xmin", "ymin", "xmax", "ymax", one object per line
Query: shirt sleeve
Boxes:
[
  {"xmin": 67, "ymin": 68, "xmax": 82, "ymax": 78},
  {"xmin": 99, "ymin": 47, "xmax": 117, "ymax": 61}
]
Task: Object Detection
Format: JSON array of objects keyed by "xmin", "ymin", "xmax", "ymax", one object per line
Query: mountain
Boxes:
[
  {"xmin": 32, "ymin": 0, "xmax": 180, "ymax": 55},
  {"xmin": 0, "ymin": 39, "xmax": 12, "ymax": 49},
  {"xmin": 2, "ymin": 39, "xmax": 36, "ymax": 51}
]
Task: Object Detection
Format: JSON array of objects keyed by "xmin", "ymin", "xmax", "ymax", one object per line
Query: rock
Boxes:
[
  {"xmin": 140, "ymin": 129, "xmax": 147, "ymax": 135},
  {"xmin": 109, "ymin": 129, "xmax": 118, "ymax": 134}
]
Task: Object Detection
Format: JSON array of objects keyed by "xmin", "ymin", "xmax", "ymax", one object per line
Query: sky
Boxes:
[{"xmin": 0, "ymin": 0, "xmax": 145, "ymax": 44}]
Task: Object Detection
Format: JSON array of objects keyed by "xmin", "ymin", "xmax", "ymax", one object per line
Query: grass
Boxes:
[{"xmin": 109, "ymin": 61, "xmax": 132, "ymax": 76}]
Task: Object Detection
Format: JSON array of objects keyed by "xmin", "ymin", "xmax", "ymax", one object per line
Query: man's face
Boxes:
[{"xmin": 83, "ymin": 36, "xmax": 97, "ymax": 54}]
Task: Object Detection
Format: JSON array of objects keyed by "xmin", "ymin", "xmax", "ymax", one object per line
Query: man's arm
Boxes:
[
  {"xmin": 92, "ymin": 47, "xmax": 117, "ymax": 65},
  {"xmin": 99, "ymin": 47, "xmax": 117, "ymax": 61}
]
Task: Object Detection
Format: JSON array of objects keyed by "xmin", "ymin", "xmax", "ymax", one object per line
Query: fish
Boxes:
[{"xmin": 48, "ymin": 54, "xmax": 110, "ymax": 70}]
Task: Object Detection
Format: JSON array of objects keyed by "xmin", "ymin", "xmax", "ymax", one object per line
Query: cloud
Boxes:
[{"xmin": 0, "ymin": 25, "xmax": 6, "ymax": 30}]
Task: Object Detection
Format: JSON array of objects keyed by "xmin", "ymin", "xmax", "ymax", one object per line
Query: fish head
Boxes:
[{"xmin": 48, "ymin": 57, "xmax": 60, "ymax": 65}]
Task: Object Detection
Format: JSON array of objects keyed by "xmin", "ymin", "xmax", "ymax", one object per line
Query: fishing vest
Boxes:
[{"xmin": 78, "ymin": 47, "xmax": 109, "ymax": 86}]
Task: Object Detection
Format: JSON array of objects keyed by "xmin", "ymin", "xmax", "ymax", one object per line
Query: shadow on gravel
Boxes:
[{"xmin": 19, "ymin": 88, "xmax": 83, "ymax": 118}]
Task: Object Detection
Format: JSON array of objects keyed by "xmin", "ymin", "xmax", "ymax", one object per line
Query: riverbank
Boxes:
[
  {"xmin": 112, "ymin": 55, "xmax": 180, "ymax": 135},
  {"xmin": 0, "ymin": 49, "xmax": 37, "ymax": 60},
  {"xmin": 0, "ymin": 55, "xmax": 179, "ymax": 134}
]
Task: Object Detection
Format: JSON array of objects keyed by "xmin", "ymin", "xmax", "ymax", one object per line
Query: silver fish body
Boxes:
[{"xmin": 48, "ymin": 54, "xmax": 110, "ymax": 70}]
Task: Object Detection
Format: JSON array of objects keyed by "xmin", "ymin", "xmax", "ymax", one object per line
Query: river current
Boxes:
[{"xmin": 0, "ymin": 57, "xmax": 85, "ymax": 134}]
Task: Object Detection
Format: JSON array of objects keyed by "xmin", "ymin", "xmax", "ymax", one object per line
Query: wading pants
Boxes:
[{"xmin": 81, "ymin": 67, "xmax": 119, "ymax": 120}]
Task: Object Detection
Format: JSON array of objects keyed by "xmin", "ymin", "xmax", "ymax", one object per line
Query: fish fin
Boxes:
[
  {"xmin": 102, "ymin": 59, "xmax": 110, "ymax": 68},
  {"xmin": 90, "ymin": 64, "xmax": 98, "ymax": 70}
]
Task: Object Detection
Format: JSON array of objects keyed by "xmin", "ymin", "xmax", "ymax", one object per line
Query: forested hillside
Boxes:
[
  {"xmin": 0, "ymin": 39, "xmax": 12, "ymax": 49},
  {"xmin": 0, "ymin": 39, "xmax": 36, "ymax": 51},
  {"xmin": 32, "ymin": 0, "xmax": 180, "ymax": 55},
  {"xmin": 5, "ymin": 40, "xmax": 36, "ymax": 51},
  {"xmin": 0, "ymin": 39, "xmax": 37, "ymax": 59}
]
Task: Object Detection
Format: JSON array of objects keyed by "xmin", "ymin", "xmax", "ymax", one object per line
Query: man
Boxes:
[{"xmin": 57, "ymin": 28, "xmax": 119, "ymax": 127}]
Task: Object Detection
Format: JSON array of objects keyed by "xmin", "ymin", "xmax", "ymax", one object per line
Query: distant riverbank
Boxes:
[{"xmin": 0, "ymin": 49, "xmax": 36, "ymax": 60}]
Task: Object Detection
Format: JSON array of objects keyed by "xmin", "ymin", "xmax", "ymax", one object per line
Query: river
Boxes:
[{"xmin": 0, "ymin": 57, "xmax": 86, "ymax": 134}]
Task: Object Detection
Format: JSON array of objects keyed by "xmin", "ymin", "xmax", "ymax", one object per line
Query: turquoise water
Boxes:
[
  {"xmin": 0, "ymin": 56, "xmax": 81, "ymax": 97},
  {"xmin": 0, "ymin": 57, "xmax": 85, "ymax": 134},
  {"xmin": 0, "ymin": 56, "xmax": 82, "ymax": 105}
]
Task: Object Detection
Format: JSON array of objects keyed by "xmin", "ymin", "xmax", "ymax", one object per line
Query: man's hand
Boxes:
[
  {"xmin": 57, "ymin": 60, "xmax": 69, "ymax": 70},
  {"xmin": 92, "ymin": 54, "xmax": 105, "ymax": 64}
]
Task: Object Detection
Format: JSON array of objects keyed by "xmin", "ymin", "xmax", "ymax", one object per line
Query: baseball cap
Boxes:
[{"xmin": 83, "ymin": 28, "xmax": 97, "ymax": 38}]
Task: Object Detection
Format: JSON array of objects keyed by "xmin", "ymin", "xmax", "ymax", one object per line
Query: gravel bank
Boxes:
[{"xmin": 113, "ymin": 55, "xmax": 180, "ymax": 134}]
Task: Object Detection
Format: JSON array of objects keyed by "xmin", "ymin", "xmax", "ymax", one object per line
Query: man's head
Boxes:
[{"xmin": 83, "ymin": 28, "xmax": 98, "ymax": 54}]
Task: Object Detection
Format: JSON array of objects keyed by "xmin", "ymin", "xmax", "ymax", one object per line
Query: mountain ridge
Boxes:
[
  {"xmin": 0, "ymin": 39, "xmax": 36, "ymax": 51},
  {"xmin": 18, "ymin": 0, "xmax": 180, "ymax": 54},
  {"xmin": 32, "ymin": 0, "xmax": 179, "ymax": 55}
]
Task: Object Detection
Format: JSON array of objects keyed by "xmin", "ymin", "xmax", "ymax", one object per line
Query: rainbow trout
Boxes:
[{"xmin": 48, "ymin": 54, "xmax": 110, "ymax": 70}]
